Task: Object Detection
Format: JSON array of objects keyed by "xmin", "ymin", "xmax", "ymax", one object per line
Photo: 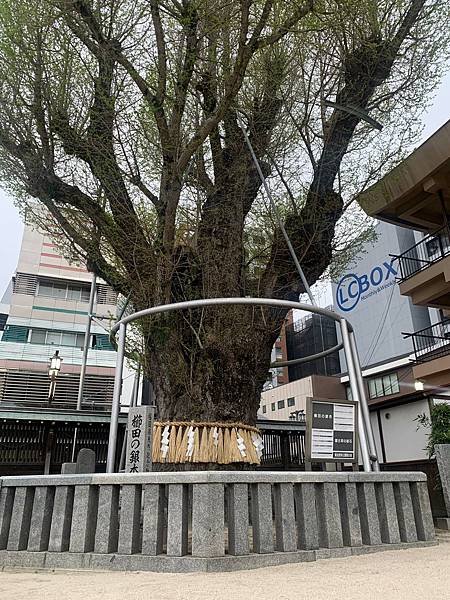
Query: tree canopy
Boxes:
[{"xmin": 0, "ymin": 0, "xmax": 448, "ymax": 423}]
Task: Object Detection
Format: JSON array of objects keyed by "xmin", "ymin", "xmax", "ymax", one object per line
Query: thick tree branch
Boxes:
[{"xmin": 149, "ymin": 0, "xmax": 168, "ymax": 103}]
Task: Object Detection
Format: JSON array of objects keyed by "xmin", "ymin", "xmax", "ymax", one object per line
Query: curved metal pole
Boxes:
[
  {"xmin": 106, "ymin": 322, "xmax": 126, "ymax": 473},
  {"xmin": 107, "ymin": 297, "xmax": 361, "ymax": 472},
  {"xmin": 340, "ymin": 318, "xmax": 371, "ymax": 471},
  {"xmin": 271, "ymin": 342, "xmax": 343, "ymax": 368},
  {"xmin": 111, "ymin": 298, "xmax": 347, "ymax": 336},
  {"xmin": 349, "ymin": 331, "xmax": 380, "ymax": 471}
]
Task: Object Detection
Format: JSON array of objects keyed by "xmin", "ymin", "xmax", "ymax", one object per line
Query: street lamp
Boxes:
[{"xmin": 48, "ymin": 350, "xmax": 62, "ymax": 404}]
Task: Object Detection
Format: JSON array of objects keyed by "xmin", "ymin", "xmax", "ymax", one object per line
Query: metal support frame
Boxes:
[
  {"xmin": 76, "ymin": 273, "xmax": 96, "ymax": 411},
  {"xmin": 106, "ymin": 322, "xmax": 127, "ymax": 472},
  {"xmin": 119, "ymin": 365, "xmax": 141, "ymax": 471},
  {"xmin": 349, "ymin": 331, "xmax": 380, "ymax": 471},
  {"xmin": 106, "ymin": 298, "xmax": 378, "ymax": 474},
  {"xmin": 271, "ymin": 342, "xmax": 343, "ymax": 368},
  {"xmin": 340, "ymin": 318, "xmax": 371, "ymax": 472},
  {"xmin": 236, "ymin": 110, "xmax": 316, "ymax": 306}
]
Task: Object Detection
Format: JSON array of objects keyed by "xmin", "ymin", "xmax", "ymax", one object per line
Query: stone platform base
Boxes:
[
  {"xmin": 435, "ymin": 517, "xmax": 450, "ymax": 530},
  {"xmin": 0, "ymin": 541, "xmax": 438, "ymax": 573}
]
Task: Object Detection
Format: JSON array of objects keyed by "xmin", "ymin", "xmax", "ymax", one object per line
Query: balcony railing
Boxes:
[
  {"xmin": 406, "ymin": 319, "xmax": 450, "ymax": 364},
  {"xmin": 392, "ymin": 225, "xmax": 450, "ymax": 283}
]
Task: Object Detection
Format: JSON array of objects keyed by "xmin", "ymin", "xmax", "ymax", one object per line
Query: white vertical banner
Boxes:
[{"xmin": 125, "ymin": 406, "xmax": 152, "ymax": 472}]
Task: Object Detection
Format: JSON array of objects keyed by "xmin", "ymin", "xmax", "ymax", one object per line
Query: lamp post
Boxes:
[{"xmin": 48, "ymin": 350, "xmax": 62, "ymax": 405}]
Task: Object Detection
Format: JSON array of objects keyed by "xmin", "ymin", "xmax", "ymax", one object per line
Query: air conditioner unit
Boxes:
[
  {"xmin": 425, "ymin": 234, "xmax": 450, "ymax": 262},
  {"xmin": 439, "ymin": 321, "xmax": 450, "ymax": 340}
]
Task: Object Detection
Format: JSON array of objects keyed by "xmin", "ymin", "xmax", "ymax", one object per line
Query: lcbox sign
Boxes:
[{"xmin": 335, "ymin": 258, "xmax": 397, "ymax": 312}]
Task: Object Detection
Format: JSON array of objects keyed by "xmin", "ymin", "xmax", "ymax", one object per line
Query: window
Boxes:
[
  {"xmin": 275, "ymin": 347, "xmax": 283, "ymax": 359},
  {"xmin": 29, "ymin": 329, "xmax": 46, "ymax": 344},
  {"xmin": 287, "ymin": 397, "xmax": 295, "ymax": 407},
  {"xmin": 262, "ymin": 406, "xmax": 267, "ymax": 414},
  {"xmin": 30, "ymin": 329, "xmax": 87, "ymax": 349},
  {"xmin": 345, "ymin": 385, "xmax": 353, "ymax": 401},
  {"xmin": 37, "ymin": 279, "xmax": 91, "ymax": 302},
  {"xmin": 368, "ymin": 372, "xmax": 399, "ymax": 399},
  {"xmin": 271, "ymin": 402, "xmax": 275, "ymax": 411},
  {"xmin": 277, "ymin": 400, "xmax": 285, "ymax": 409}
]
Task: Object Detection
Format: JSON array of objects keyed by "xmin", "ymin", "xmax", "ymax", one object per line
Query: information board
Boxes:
[{"xmin": 306, "ymin": 397, "xmax": 358, "ymax": 463}]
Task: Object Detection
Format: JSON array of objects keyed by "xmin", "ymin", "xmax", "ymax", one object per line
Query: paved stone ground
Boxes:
[{"xmin": 1, "ymin": 531, "xmax": 449, "ymax": 600}]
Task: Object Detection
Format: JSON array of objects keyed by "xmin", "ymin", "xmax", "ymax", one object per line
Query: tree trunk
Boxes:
[{"xmin": 145, "ymin": 305, "xmax": 283, "ymax": 425}]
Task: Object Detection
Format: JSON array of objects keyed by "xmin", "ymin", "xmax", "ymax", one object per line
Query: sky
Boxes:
[{"xmin": 1, "ymin": 71, "xmax": 450, "ymax": 302}]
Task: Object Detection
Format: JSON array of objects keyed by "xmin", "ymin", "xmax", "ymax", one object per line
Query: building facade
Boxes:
[
  {"xmin": 357, "ymin": 119, "xmax": 450, "ymax": 389},
  {"xmin": 331, "ymin": 220, "xmax": 445, "ymax": 466},
  {"xmin": 285, "ymin": 312, "xmax": 341, "ymax": 381},
  {"xmin": 0, "ymin": 224, "xmax": 118, "ymax": 409},
  {"xmin": 260, "ymin": 374, "xmax": 346, "ymax": 421},
  {"xmin": 350, "ymin": 120, "xmax": 450, "ymax": 476}
]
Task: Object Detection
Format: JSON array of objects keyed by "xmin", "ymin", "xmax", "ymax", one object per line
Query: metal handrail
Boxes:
[
  {"xmin": 391, "ymin": 225, "xmax": 450, "ymax": 283},
  {"xmin": 405, "ymin": 318, "xmax": 450, "ymax": 364}
]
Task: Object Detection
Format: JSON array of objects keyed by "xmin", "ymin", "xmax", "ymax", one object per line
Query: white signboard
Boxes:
[
  {"xmin": 125, "ymin": 406, "xmax": 153, "ymax": 472},
  {"xmin": 306, "ymin": 397, "xmax": 358, "ymax": 463}
]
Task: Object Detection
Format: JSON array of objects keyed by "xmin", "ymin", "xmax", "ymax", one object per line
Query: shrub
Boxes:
[{"xmin": 416, "ymin": 403, "xmax": 450, "ymax": 458}]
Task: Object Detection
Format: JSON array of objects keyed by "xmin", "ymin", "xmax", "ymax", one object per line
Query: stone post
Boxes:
[{"xmin": 435, "ymin": 444, "xmax": 450, "ymax": 529}]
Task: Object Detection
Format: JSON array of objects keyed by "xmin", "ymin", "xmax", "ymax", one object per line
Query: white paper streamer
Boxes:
[
  {"xmin": 160, "ymin": 425, "xmax": 170, "ymax": 458},
  {"xmin": 236, "ymin": 433, "xmax": 247, "ymax": 458},
  {"xmin": 251, "ymin": 433, "xmax": 264, "ymax": 459},
  {"xmin": 212, "ymin": 427, "xmax": 219, "ymax": 447},
  {"xmin": 186, "ymin": 426, "xmax": 195, "ymax": 457}
]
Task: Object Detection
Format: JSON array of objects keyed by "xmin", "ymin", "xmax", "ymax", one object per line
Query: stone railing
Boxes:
[{"xmin": 0, "ymin": 471, "xmax": 435, "ymax": 572}]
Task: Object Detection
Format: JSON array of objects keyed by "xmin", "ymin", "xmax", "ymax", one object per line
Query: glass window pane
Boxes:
[
  {"xmin": 374, "ymin": 378, "xmax": 384, "ymax": 397},
  {"xmin": 277, "ymin": 400, "xmax": 285, "ymax": 409},
  {"xmin": 346, "ymin": 386, "xmax": 353, "ymax": 401},
  {"xmin": 52, "ymin": 283, "xmax": 67, "ymax": 299},
  {"xmin": 271, "ymin": 403, "xmax": 275, "ymax": 411},
  {"xmin": 75, "ymin": 333, "xmax": 85, "ymax": 348},
  {"xmin": 46, "ymin": 331, "xmax": 61, "ymax": 345},
  {"xmin": 288, "ymin": 397, "xmax": 295, "ymax": 407},
  {"xmin": 30, "ymin": 330, "xmax": 46, "ymax": 344},
  {"xmin": 80, "ymin": 288, "xmax": 91, "ymax": 302},
  {"xmin": 61, "ymin": 332, "xmax": 76, "ymax": 346},
  {"xmin": 368, "ymin": 379, "xmax": 377, "ymax": 399},
  {"xmin": 383, "ymin": 374, "xmax": 392, "ymax": 395},
  {"xmin": 262, "ymin": 406, "xmax": 267, "ymax": 414},
  {"xmin": 391, "ymin": 373, "xmax": 399, "ymax": 394},
  {"xmin": 67, "ymin": 286, "xmax": 81, "ymax": 301},
  {"xmin": 38, "ymin": 283, "xmax": 53, "ymax": 297}
]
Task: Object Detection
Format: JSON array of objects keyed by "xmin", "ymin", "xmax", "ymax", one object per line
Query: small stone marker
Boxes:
[
  {"xmin": 126, "ymin": 406, "xmax": 153, "ymax": 472},
  {"xmin": 76, "ymin": 448, "xmax": 96, "ymax": 474}
]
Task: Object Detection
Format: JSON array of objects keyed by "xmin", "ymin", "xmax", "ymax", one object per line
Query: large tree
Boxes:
[{"xmin": 0, "ymin": 0, "xmax": 448, "ymax": 427}]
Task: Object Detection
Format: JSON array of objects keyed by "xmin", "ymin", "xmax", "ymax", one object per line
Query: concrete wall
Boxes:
[
  {"xmin": 380, "ymin": 399, "xmax": 430, "ymax": 462},
  {"xmin": 369, "ymin": 399, "xmax": 431, "ymax": 464}
]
